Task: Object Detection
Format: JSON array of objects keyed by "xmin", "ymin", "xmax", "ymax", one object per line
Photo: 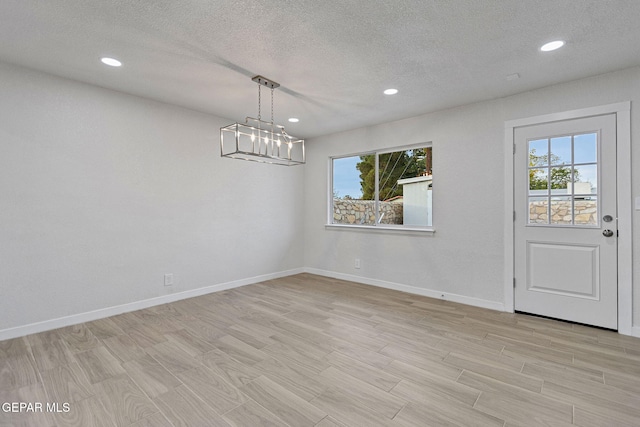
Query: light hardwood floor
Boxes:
[{"xmin": 2, "ymin": 273, "xmax": 640, "ymax": 426}]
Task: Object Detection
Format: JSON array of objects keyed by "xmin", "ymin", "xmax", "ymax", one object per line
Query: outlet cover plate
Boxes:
[{"xmin": 164, "ymin": 273, "xmax": 174, "ymax": 286}]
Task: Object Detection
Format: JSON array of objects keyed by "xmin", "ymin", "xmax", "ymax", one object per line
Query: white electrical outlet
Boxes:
[
  {"xmin": 354, "ymin": 259, "xmax": 361, "ymax": 269},
  {"xmin": 164, "ymin": 273, "xmax": 174, "ymax": 286}
]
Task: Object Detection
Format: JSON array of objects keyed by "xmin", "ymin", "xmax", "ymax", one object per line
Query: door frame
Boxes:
[{"xmin": 504, "ymin": 102, "xmax": 632, "ymax": 335}]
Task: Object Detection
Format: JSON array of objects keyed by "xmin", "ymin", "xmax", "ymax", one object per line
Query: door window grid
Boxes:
[{"xmin": 527, "ymin": 132, "xmax": 598, "ymax": 226}]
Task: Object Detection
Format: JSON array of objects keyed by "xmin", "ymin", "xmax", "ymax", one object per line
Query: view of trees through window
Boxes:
[
  {"xmin": 332, "ymin": 146, "xmax": 432, "ymax": 227},
  {"xmin": 529, "ymin": 149, "xmax": 580, "ymax": 190},
  {"xmin": 527, "ymin": 133, "xmax": 598, "ymax": 225}
]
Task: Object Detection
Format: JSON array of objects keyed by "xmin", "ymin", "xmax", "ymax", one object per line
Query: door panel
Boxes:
[
  {"xmin": 526, "ymin": 242, "xmax": 599, "ymax": 299},
  {"xmin": 514, "ymin": 114, "xmax": 617, "ymax": 329}
]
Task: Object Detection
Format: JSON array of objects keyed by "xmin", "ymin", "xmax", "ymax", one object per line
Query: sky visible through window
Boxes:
[
  {"xmin": 333, "ymin": 156, "xmax": 362, "ymax": 199},
  {"xmin": 530, "ymin": 133, "xmax": 597, "ymax": 190}
]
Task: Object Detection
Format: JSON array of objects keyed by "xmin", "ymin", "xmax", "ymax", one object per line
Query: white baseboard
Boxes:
[
  {"xmin": 304, "ymin": 268, "xmax": 505, "ymax": 312},
  {"xmin": 0, "ymin": 268, "xmax": 304, "ymax": 341},
  {"xmin": 630, "ymin": 326, "xmax": 640, "ymax": 338}
]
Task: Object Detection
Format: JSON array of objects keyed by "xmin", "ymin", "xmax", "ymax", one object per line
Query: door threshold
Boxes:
[{"xmin": 515, "ymin": 311, "xmax": 617, "ymax": 332}]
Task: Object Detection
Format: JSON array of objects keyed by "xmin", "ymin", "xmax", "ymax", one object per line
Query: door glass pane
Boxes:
[
  {"xmin": 526, "ymin": 130, "xmax": 600, "ymax": 228},
  {"xmin": 550, "ymin": 136, "xmax": 571, "ymax": 165},
  {"xmin": 574, "ymin": 196, "xmax": 597, "ymax": 225},
  {"xmin": 529, "ymin": 197, "xmax": 548, "ymax": 224},
  {"xmin": 550, "ymin": 166, "xmax": 573, "ymax": 191},
  {"xmin": 550, "ymin": 196, "xmax": 572, "ymax": 224},
  {"xmin": 574, "ymin": 133, "xmax": 597, "ymax": 163},
  {"xmin": 529, "ymin": 168, "xmax": 548, "ymax": 191},
  {"xmin": 573, "ymin": 164, "xmax": 597, "ymax": 194},
  {"xmin": 529, "ymin": 139, "xmax": 548, "ymax": 166}
]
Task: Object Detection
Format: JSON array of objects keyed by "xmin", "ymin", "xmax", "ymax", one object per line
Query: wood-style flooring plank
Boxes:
[
  {"xmin": 0, "ymin": 353, "xmax": 39, "ymax": 390},
  {"xmin": 444, "ymin": 352, "xmax": 540, "ymax": 392},
  {"xmin": 0, "ymin": 337, "xmax": 29, "ymax": 359},
  {"xmin": 102, "ymin": 334, "xmax": 147, "ymax": 363},
  {"xmin": 393, "ymin": 401, "xmax": 504, "ymax": 427},
  {"xmin": 128, "ymin": 412, "xmax": 174, "ymax": 427},
  {"xmin": 324, "ymin": 350, "xmax": 401, "ymax": 391},
  {"xmin": 40, "ymin": 361, "xmax": 94, "ymax": 403},
  {"xmin": 163, "ymin": 328, "xmax": 217, "ymax": 357},
  {"xmin": 215, "ymin": 334, "xmax": 270, "ymax": 366},
  {"xmin": 541, "ymin": 379, "xmax": 640, "ymax": 421},
  {"xmin": 314, "ymin": 417, "xmax": 348, "ymax": 427},
  {"xmin": 93, "ymin": 374, "xmax": 158, "ymax": 427},
  {"xmin": 225, "ymin": 323, "xmax": 276, "ymax": 349},
  {"xmin": 309, "ymin": 386, "xmax": 400, "ymax": 427},
  {"xmin": 121, "ymin": 354, "xmax": 181, "ymax": 399},
  {"xmin": 85, "ymin": 317, "xmax": 127, "ymax": 340},
  {"xmin": 603, "ymin": 369, "xmax": 640, "ymax": 394},
  {"xmin": 144, "ymin": 340, "xmax": 202, "ymax": 375},
  {"xmin": 574, "ymin": 405, "xmax": 640, "ymax": 427},
  {"xmin": 222, "ymin": 398, "xmax": 289, "ymax": 427},
  {"xmin": 199, "ymin": 348, "xmax": 262, "ymax": 388},
  {"xmin": 253, "ymin": 356, "xmax": 327, "ymax": 402},
  {"xmin": 60, "ymin": 324, "xmax": 102, "ymax": 353},
  {"xmin": 262, "ymin": 341, "xmax": 331, "ymax": 374},
  {"xmin": 473, "ymin": 390, "xmax": 573, "ymax": 426},
  {"xmin": 240, "ymin": 375, "xmax": 326, "ymax": 427},
  {"xmin": 74, "ymin": 346, "xmax": 126, "ymax": 384},
  {"xmin": 176, "ymin": 366, "xmax": 248, "ymax": 415},
  {"xmin": 318, "ymin": 366, "xmax": 405, "ymax": 419},
  {"xmin": 154, "ymin": 385, "xmax": 231, "ymax": 427},
  {"xmin": 29, "ymin": 337, "xmax": 74, "ymax": 371},
  {"xmin": 54, "ymin": 395, "xmax": 118, "ymax": 427},
  {"xmin": 390, "ymin": 375, "xmax": 480, "ymax": 408}
]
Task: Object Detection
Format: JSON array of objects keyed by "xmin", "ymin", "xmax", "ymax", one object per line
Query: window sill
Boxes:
[{"xmin": 325, "ymin": 224, "xmax": 435, "ymax": 234}]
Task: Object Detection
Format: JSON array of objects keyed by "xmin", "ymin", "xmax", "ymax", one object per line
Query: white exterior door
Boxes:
[{"xmin": 514, "ymin": 114, "xmax": 617, "ymax": 329}]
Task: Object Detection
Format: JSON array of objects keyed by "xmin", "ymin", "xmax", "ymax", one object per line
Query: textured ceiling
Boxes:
[{"xmin": 1, "ymin": 0, "xmax": 639, "ymax": 138}]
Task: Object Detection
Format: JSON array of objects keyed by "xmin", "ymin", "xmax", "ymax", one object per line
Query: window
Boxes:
[
  {"xmin": 330, "ymin": 144, "xmax": 432, "ymax": 229},
  {"xmin": 528, "ymin": 132, "xmax": 598, "ymax": 226}
]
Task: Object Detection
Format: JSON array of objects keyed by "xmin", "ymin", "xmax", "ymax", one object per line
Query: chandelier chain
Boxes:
[
  {"xmin": 271, "ymin": 87, "xmax": 274, "ymax": 126},
  {"xmin": 257, "ymin": 84, "xmax": 261, "ymax": 121}
]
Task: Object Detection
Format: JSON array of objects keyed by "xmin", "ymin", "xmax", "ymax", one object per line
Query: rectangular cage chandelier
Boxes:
[{"xmin": 220, "ymin": 75, "xmax": 305, "ymax": 166}]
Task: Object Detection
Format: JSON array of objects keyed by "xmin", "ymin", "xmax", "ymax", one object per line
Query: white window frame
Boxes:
[{"xmin": 327, "ymin": 142, "xmax": 434, "ymax": 233}]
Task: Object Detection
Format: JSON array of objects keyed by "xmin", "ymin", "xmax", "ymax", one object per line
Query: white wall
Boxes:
[
  {"xmin": 304, "ymin": 67, "xmax": 639, "ymax": 325},
  {"xmin": 0, "ymin": 62, "xmax": 305, "ymax": 337}
]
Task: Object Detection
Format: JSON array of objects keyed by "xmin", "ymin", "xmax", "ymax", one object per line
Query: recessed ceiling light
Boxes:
[
  {"xmin": 384, "ymin": 88, "xmax": 398, "ymax": 95},
  {"xmin": 288, "ymin": 118, "xmax": 299, "ymax": 123},
  {"xmin": 540, "ymin": 41, "xmax": 565, "ymax": 52},
  {"xmin": 100, "ymin": 57, "xmax": 122, "ymax": 67}
]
